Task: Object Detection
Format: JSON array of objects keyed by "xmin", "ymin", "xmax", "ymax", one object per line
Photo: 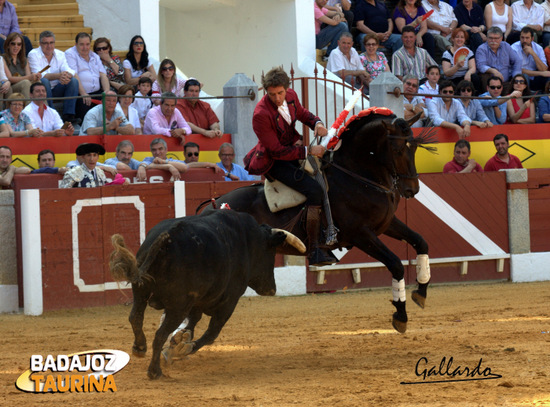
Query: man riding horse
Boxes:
[{"xmin": 244, "ymin": 67, "xmax": 336, "ymax": 266}]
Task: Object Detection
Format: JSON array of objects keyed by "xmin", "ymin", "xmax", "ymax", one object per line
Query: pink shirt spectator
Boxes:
[
  {"xmin": 314, "ymin": 3, "xmax": 328, "ymax": 35},
  {"xmin": 143, "ymin": 105, "xmax": 192, "ymax": 137}
]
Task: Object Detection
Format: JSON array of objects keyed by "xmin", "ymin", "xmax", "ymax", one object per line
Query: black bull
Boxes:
[
  {"xmin": 200, "ymin": 112, "xmax": 436, "ymax": 334},
  {"xmin": 109, "ymin": 210, "xmax": 305, "ymax": 379}
]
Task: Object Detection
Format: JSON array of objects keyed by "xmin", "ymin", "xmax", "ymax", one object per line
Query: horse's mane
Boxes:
[{"xmin": 413, "ymin": 122, "xmax": 439, "ymax": 154}]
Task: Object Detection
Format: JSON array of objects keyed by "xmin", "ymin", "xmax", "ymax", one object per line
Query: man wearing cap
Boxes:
[{"xmin": 60, "ymin": 143, "xmax": 107, "ymax": 188}]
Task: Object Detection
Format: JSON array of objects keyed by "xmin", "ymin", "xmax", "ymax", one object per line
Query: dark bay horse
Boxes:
[{"xmin": 199, "ymin": 109, "xmax": 437, "ymax": 333}]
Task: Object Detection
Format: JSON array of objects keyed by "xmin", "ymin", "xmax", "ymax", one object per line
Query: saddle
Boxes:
[{"xmin": 264, "ymin": 158, "xmax": 318, "ymax": 213}]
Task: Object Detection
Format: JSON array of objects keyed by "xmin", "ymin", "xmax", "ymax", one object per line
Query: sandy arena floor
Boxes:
[{"xmin": 2, "ymin": 281, "xmax": 550, "ymax": 406}]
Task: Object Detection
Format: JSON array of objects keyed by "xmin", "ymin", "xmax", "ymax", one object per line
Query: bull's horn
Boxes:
[{"xmin": 272, "ymin": 228, "xmax": 307, "ymax": 253}]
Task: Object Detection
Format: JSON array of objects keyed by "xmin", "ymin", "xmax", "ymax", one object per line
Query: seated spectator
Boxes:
[
  {"xmin": 0, "ymin": 115, "xmax": 8, "ymax": 137},
  {"xmin": 315, "ymin": 0, "xmax": 348, "ymax": 58},
  {"xmin": 3, "ymin": 32, "xmax": 40, "ymax": 101},
  {"xmin": 455, "ymin": 80, "xmax": 493, "ymax": 128},
  {"xmin": 479, "ymin": 75, "xmax": 522, "ymax": 124},
  {"xmin": 94, "ymin": 37, "xmax": 125, "ymax": 91},
  {"xmin": 80, "ymin": 90, "xmax": 134, "ymax": 135},
  {"xmin": 392, "ymin": 26, "xmax": 437, "ymax": 81},
  {"xmin": 421, "ymin": 0, "xmax": 458, "ymax": 56},
  {"xmin": 1, "ymin": 145, "xmax": 30, "ymax": 188},
  {"xmin": 123, "ymin": 35, "xmax": 157, "ymax": 86},
  {"xmin": 60, "ymin": 143, "xmax": 107, "ymax": 188},
  {"xmin": 0, "ymin": 51, "xmax": 11, "ymax": 108},
  {"xmin": 104, "ymin": 140, "xmax": 141, "ymax": 170},
  {"xmin": 392, "ymin": 0, "xmax": 436, "ymax": 59},
  {"xmin": 484, "ymin": 0, "xmax": 512, "ymax": 43},
  {"xmin": 143, "ymin": 92, "xmax": 191, "ymax": 141},
  {"xmin": 402, "ymin": 74, "xmax": 427, "ymax": 127},
  {"xmin": 176, "ymin": 79, "xmax": 222, "ymax": 138},
  {"xmin": 30, "ymin": 149, "xmax": 68, "ymax": 174},
  {"xmin": 326, "ymin": 0, "xmax": 354, "ymax": 29},
  {"xmin": 0, "ymin": 1, "xmax": 33, "ymax": 56},
  {"xmin": 443, "ymin": 139, "xmax": 483, "ymax": 173},
  {"xmin": 152, "ymin": 59, "xmax": 186, "ymax": 104},
  {"xmin": 327, "ymin": 32, "xmax": 370, "ymax": 88},
  {"xmin": 137, "ymin": 138, "xmax": 188, "ymax": 182},
  {"xmin": 354, "ymin": 0, "xmax": 403, "ymax": 54},
  {"xmin": 506, "ymin": 73, "xmax": 535, "ymax": 124},
  {"xmin": 65, "ymin": 32, "xmax": 110, "ymax": 120},
  {"xmin": 182, "ymin": 141, "xmax": 223, "ymax": 172},
  {"xmin": 511, "ymin": 27, "xmax": 549, "ymax": 91},
  {"xmin": 427, "ymin": 80, "xmax": 471, "ymax": 138},
  {"xmin": 538, "ymin": 80, "xmax": 550, "ymax": 122},
  {"xmin": 131, "ymin": 76, "xmax": 153, "ymax": 127},
  {"xmin": 117, "ymin": 85, "xmax": 141, "ymax": 134},
  {"xmin": 22, "ymin": 82, "xmax": 74, "ymax": 137},
  {"xmin": 28, "ymin": 31, "xmax": 80, "ymax": 125},
  {"xmin": 476, "ymin": 26, "xmax": 521, "ymax": 89},
  {"xmin": 484, "ymin": 133, "xmax": 524, "ymax": 171},
  {"xmin": 454, "ymin": 0, "xmax": 486, "ymax": 53},
  {"xmin": 217, "ymin": 143, "xmax": 255, "ymax": 181},
  {"xmin": 1, "ymin": 93, "xmax": 39, "ymax": 137},
  {"xmin": 359, "ymin": 34, "xmax": 391, "ymax": 82},
  {"xmin": 418, "ymin": 65, "xmax": 440, "ymax": 103},
  {"xmin": 508, "ymin": 0, "xmax": 545, "ymax": 45},
  {"xmin": 542, "ymin": 0, "xmax": 550, "ymax": 48},
  {"xmin": 442, "ymin": 28, "xmax": 480, "ymax": 90}
]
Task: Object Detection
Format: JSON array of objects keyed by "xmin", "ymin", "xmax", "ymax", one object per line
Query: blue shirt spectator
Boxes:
[
  {"xmin": 105, "ymin": 157, "xmax": 141, "ymax": 170},
  {"xmin": 476, "ymin": 27, "xmax": 521, "ymax": 82},
  {"xmin": 479, "ymin": 91, "xmax": 508, "ymax": 125}
]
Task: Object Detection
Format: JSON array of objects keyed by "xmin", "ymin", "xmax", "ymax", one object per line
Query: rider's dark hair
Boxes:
[{"xmin": 262, "ymin": 67, "xmax": 290, "ymax": 90}]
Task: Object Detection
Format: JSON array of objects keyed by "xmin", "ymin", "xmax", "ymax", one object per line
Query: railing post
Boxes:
[
  {"xmin": 0, "ymin": 190, "xmax": 18, "ymax": 313},
  {"xmin": 223, "ymin": 74, "xmax": 258, "ymax": 166},
  {"xmin": 101, "ymin": 92, "xmax": 106, "ymax": 135},
  {"xmin": 369, "ymin": 72, "xmax": 404, "ymax": 117}
]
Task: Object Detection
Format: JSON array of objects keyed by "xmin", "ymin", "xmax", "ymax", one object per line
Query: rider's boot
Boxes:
[{"xmin": 306, "ymin": 205, "xmax": 338, "ymax": 266}]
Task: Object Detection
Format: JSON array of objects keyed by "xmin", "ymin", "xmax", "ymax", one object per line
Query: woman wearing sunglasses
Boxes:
[
  {"xmin": 151, "ymin": 58, "xmax": 186, "ymax": 104},
  {"xmin": 123, "ymin": 35, "xmax": 156, "ymax": 86},
  {"xmin": 94, "ymin": 37, "xmax": 125, "ymax": 91},
  {"xmin": 455, "ymin": 80, "xmax": 493, "ymax": 128},
  {"xmin": 506, "ymin": 74, "xmax": 535, "ymax": 124},
  {"xmin": 2, "ymin": 32, "xmax": 41, "ymax": 102}
]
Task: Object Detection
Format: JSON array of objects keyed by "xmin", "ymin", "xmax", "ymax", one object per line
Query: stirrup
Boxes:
[{"xmin": 308, "ymin": 248, "xmax": 338, "ymax": 266}]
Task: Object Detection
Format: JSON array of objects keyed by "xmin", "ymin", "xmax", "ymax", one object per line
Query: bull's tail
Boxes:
[{"xmin": 110, "ymin": 234, "xmax": 142, "ymax": 284}]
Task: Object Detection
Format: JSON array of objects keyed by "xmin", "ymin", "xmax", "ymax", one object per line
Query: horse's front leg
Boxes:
[
  {"xmin": 384, "ymin": 216, "xmax": 430, "ymax": 308},
  {"xmin": 353, "ymin": 229, "xmax": 408, "ymax": 333}
]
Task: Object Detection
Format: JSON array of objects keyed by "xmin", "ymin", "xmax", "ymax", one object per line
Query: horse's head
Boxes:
[{"xmin": 383, "ymin": 113, "xmax": 437, "ymax": 199}]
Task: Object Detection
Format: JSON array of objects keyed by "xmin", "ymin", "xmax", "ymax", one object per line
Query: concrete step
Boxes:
[
  {"xmin": 18, "ymin": 15, "xmax": 84, "ymax": 29},
  {"xmin": 16, "ymin": 3, "xmax": 79, "ymax": 16},
  {"xmin": 24, "ymin": 26, "xmax": 93, "ymax": 42},
  {"xmin": 13, "ymin": 0, "xmax": 71, "ymax": 4}
]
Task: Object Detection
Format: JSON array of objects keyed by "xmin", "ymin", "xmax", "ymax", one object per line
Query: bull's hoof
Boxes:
[
  {"xmin": 174, "ymin": 342, "xmax": 194, "ymax": 357},
  {"xmin": 170, "ymin": 329, "xmax": 192, "ymax": 346},
  {"xmin": 161, "ymin": 347, "xmax": 174, "ymax": 366},
  {"xmin": 392, "ymin": 313, "xmax": 407, "ymax": 333},
  {"xmin": 132, "ymin": 345, "xmax": 147, "ymax": 358},
  {"xmin": 411, "ymin": 290, "xmax": 426, "ymax": 309}
]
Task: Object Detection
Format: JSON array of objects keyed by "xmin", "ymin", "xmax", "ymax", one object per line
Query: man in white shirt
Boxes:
[
  {"xmin": 65, "ymin": 32, "xmax": 110, "ymax": 121},
  {"xmin": 508, "ymin": 0, "xmax": 545, "ymax": 44},
  {"xmin": 511, "ymin": 26, "xmax": 549, "ymax": 90},
  {"xmin": 421, "ymin": 0, "xmax": 458, "ymax": 54},
  {"xmin": 22, "ymin": 82, "xmax": 74, "ymax": 137},
  {"xmin": 327, "ymin": 32, "xmax": 370, "ymax": 88},
  {"xmin": 27, "ymin": 30, "xmax": 80, "ymax": 125}
]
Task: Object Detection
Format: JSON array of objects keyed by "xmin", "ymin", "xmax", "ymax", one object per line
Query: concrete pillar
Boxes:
[
  {"xmin": 505, "ymin": 169, "xmax": 530, "ymax": 254},
  {"xmin": 0, "ymin": 190, "xmax": 18, "ymax": 313},
  {"xmin": 369, "ymin": 72, "xmax": 404, "ymax": 118},
  {"xmin": 222, "ymin": 74, "xmax": 258, "ymax": 166}
]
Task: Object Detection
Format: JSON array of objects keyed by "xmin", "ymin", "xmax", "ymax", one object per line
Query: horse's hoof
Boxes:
[
  {"xmin": 132, "ymin": 346, "xmax": 147, "ymax": 358},
  {"xmin": 147, "ymin": 369, "xmax": 163, "ymax": 380},
  {"xmin": 411, "ymin": 290, "xmax": 426, "ymax": 309},
  {"xmin": 392, "ymin": 313, "xmax": 407, "ymax": 333}
]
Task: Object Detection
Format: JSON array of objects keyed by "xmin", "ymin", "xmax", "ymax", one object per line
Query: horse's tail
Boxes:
[{"xmin": 109, "ymin": 234, "xmax": 143, "ymax": 285}]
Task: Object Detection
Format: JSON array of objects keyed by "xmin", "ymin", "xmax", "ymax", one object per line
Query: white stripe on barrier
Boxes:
[
  {"xmin": 415, "ymin": 180, "xmax": 506, "ymax": 255},
  {"xmin": 174, "ymin": 181, "xmax": 186, "ymax": 218},
  {"xmin": 21, "ymin": 189, "xmax": 43, "ymax": 315}
]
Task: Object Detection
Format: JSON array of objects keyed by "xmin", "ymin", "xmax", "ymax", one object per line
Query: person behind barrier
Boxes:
[
  {"xmin": 181, "ymin": 141, "xmax": 223, "ymax": 173},
  {"xmin": 22, "ymin": 82, "xmax": 74, "ymax": 137},
  {"xmin": 217, "ymin": 143, "xmax": 255, "ymax": 181},
  {"xmin": 30, "ymin": 149, "xmax": 68, "ymax": 174},
  {"xmin": 1, "ymin": 93, "xmax": 39, "ymax": 137},
  {"xmin": 104, "ymin": 140, "xmax": 141, "ymax": 171},
  {"xmin": 60, "ymin": 143, "xmax": 107, "ymax": 188},
  {"xmin": 392, "ymin": 26, "xmax": 437, "ymax": 81},
  {"xmin": 143, "ymin": 92, "xmax": 191, "ymax": 141},
  {"xmin": 476, "ymin": 26, "xmax": 521, "ymax": 87},
  {"xmin": 0, "ymin": 145, "xmax": 30, "ymax": 188},
  {"xmin": 80, "ymin": 90, "xmax": 134, "ymax": 135},
  {"xmin": 243, "ymin": 67, "xmax": 335, "ymax": 266},
  {"xmin": 402, "ymin": 74, "xmax": 427, "ymax": 127},
  {"xmin": 479, "ymin": 75, "xmax": 522, "ymax": 125},
  {"xmin": 27, "ymin": 30, "xmax": 80, "ymax": 125},
  {"xmin": 511, "ymin": 27, "xmax": 549, "ymax": 92},
  {"xmin": 506, "ymin": 73, "xmax": 535, "ymax": 124},
  {"xmin": 117, "ymin": 85, "xmax": 141, "ymax": 134},
  {"xmin": 132, "ymin": 76, "xmax": 153, "ymax": 128},
  {"xmin": 484, "ymin": 133, "xmax": 524, "ymax": 171},
  {"xmin": 137, "ymin": 137, "xmax": 188, "ymax": 182},
  {"xmin": 456, "ymin": 79, "xmax": 493, "ymax": 128},
  {"xmin": 443, "ymin": 139, "xmax": 483, "ymax": 173},
  {"xmin": 427, "ymin": 80, "xmax": 471, "ymax": 139},
  {"xmin": 176, "ymin": 79, "xmax": 222, "ymax": 138}
]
